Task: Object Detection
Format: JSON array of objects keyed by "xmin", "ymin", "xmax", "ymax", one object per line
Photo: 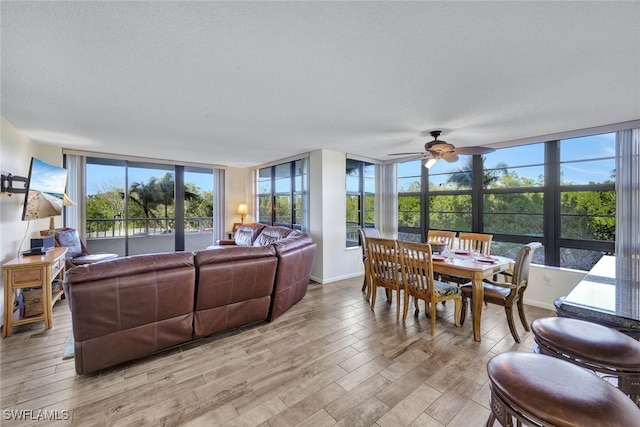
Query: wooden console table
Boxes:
[{"xmin": 2, "ymin": 247, "xmax": 67, "ymax": 338}]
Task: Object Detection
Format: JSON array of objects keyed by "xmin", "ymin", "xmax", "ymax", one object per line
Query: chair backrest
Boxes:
[
  {"xmin": 366, "ymin": 237, "xmax": 400, "ymax": 289},
  {"xmin": 398, "ymin": 240, "xmax": 436, "ymax": 299},
  {"xmin": 510, "ymin": 242, "xmax": 542, "ymax": 295},
  {"xmin": 427, "ymin": 230, "xmax": 456, "ymax": 249},
  {"xmin": 458, "ymin": 232, "xmax": 493, "ymax": 255},
  {"xmin": 358, "ymin": 227, "xmax": 380, "ymax": 259}
]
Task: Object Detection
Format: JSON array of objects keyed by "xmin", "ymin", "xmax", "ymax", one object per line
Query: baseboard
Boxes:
[{"xmin": 310, "ymin": 272, "xmax": 362, "ymax": 285}]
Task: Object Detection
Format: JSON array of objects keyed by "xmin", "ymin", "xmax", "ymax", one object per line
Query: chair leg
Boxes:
[
  {"xmin": 485, "ymin": 412, "xmax": 496, "ymax": 427},
  {"xmin": 453, "ymin": 298, "xmax": 461, "ymax": 327},
  {"xmin": 505, "ymin": 306, "xmax": 521, "ymax": 343},
  {"xmin": 370, "ymin": 286, "xmax": 377, "ymax": 311},
  {"xmin": 403, "ymin": 290, "xmax": 410, "ymax": 321},
  {"xmin": 363, "ymin": 261, "xmax": 370, "ymax": 300},
  {"xmin": 517, "ymin": 298, "xmax": 530, "ymax": 331},
  {"xmin": 460, "ymin": 297, "xmax": 467, "ymax": 325},
  {"xmin": 429, "ymin": 299, "xmax": 436, "ymax": 336}
]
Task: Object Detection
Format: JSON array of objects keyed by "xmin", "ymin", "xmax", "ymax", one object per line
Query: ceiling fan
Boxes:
[{"xmin": 388, "ymin": 130, "xmax": 496, "ymax": 168}]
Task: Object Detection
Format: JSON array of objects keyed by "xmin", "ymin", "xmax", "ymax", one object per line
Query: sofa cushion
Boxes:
[
  {"xmin": 63, "ymin": 251, "xmax": 196, "ymax": 374},
  {"xmin": 193, "ymin": 245, "xmax": 277, "ymax": 338},
  {"xmin": 253, "ymin": 226, "xmax": 296, "ymax": 246},
  {"xmin": 233, "ymin": 223, "xmax": 266, "ymax": 246}
]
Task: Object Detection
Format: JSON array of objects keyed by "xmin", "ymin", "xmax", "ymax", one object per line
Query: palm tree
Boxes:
[
  {"xmin": 446, "ymin": 156, "xmax": 508, "ymax": 189},
  {"xmin": 156, "ymin": 172, "xmax": 200, "ymax": 232},
  {"xmin": 157, "ymin": 173, "xmax": 175, "ymax": 232},
  {"xmin": 129, "ymin": 178, "xmax": 161, "ymax": 235}
]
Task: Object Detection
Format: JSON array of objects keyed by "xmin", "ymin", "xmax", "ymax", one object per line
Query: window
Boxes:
[
  {"xmin": 397, "ymin": 161, "xmax": 422, "ymax": 242},
  {"xmin": 558, "ymin": 133, "xmax": 615, "ymax": 270},
  {"xmin": 83, "ymin": 157, "xmax": 215, "ymax": 256},
  {"xmin": 394, "ymin": 131, "xmax": 619, "ymax": 270},
  {"xmin": 257, "ymin": 158, "xmax": 309, "ymax": 230},
  {"xmin": 346, "ymin": 159, "xmax": 376, "ymax": 247},
  {"xmin": 428, "ymin": 155, "xmax": 474, "ymax": 232},
  {"xmin": 397, "ymin": 156, "xmax": 474, "ymax": 242},
  {"xmin": 482, "ymin": 144, "xmax": 545, "ymax": 240}
]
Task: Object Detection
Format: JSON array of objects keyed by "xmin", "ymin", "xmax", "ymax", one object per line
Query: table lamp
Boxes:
[{"xmin": 237, "ymin": 203, "xmax": 248, "ymax": 224}]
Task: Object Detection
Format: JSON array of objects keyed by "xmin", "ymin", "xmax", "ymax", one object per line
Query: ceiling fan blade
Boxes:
[
  {"xmin": 453, "ymin": 146, "xmax": 496, "ymax": 155},
  {"xmin": 388, "ymin": 152, "xmax": 425, "ymax": 156},
  {"xmin": 441, "ymin": 152, "xmax": 459, "ymax": 163}
]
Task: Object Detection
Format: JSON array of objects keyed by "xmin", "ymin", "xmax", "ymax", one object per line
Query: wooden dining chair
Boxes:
[
  {"xmin": 427, "ymin": 230, "xmax": 456, "ymax": 250},
  {"xmin": 398, "ymin": 240, "xmax": 461, "ymax": 335},
  {"xmin": 439, "ymin": 232, "xmax": 494, "ymax": 286},
  {"xmin": 366, "ymin": 237, "xmax": 402, "ymax": 319},
  {"xmin": 358, "ymin": 227, "xmax": 381, "ymax": 300},
  {"xmin": 460, "ymin": 242, "xmax": 542, "ymax": 342},
  {"xmin": 457, "ymin": 232, "xmax": 493, "ymax": 256}
]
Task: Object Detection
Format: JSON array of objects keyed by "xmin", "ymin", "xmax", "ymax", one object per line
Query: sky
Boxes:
[
  {"xmin": 86, "ymin": 164, "xmax": 214, "ymax": 196},
  {"xmin": 86, "ymin": 132, "xmax": 616, "ymax": 195},
  {"xmin": 399, "ymin": 132, "xmax": 616, "ymax": 186}
]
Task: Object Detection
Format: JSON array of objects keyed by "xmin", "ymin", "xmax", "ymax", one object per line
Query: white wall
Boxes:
[
  {"xmin": 525, "ymin": 264, "xmax": 587, "ymax": 310},
  {"xmin": 225, "ymin": 166, "xmax": 251, "ymax": 231},
  {"xmin": 309, "ymin": 149, "xmax": 363, "ymax": 284},
  {"xmin": 0, "ymin": 117, "xmax": 62, "ymax": 327}
]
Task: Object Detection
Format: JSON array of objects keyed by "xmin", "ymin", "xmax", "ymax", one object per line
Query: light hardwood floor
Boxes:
[{"xmin": 1, "ymin": 276, "xmax": 554, "ymax": 426}]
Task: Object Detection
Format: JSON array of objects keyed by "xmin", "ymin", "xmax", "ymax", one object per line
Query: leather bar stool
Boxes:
[
  {"xmin": 486, "ymin": 352, "xmax": 640, "ymax": 427},
  {"xmin": 531, "ymin": 317, "xmax": 640, "ymax": 407}
]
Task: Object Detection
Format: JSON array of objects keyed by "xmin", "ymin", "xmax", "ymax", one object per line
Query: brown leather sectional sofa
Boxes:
[{"xmin": 63, "ymin": 224, "xmax": 316, "ymax": 374}]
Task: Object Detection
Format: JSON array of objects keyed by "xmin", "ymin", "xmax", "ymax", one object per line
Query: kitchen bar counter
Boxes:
[{"xmin": 555, "ymin": 255, "xmax": 640, "ymax": 340}]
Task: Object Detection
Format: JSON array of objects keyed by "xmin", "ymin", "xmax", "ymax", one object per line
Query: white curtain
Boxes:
[
  {"xmin": 379, "ymin": 162, "xmax": 397, "ymax": 239},
  {"xmin": 298, "ymin": 157, "xmax": 310, "ymax": 233},
  {"xmin": 214, "ymin": 168, "xmax": 225, "ymax": 244},
  {"xmin": 615, "ymin": 129, "xmax": 640, "ymax": 316},
  {"xmin": 63, "ymin": 154, "xmax": 84, "ymax": 236}
]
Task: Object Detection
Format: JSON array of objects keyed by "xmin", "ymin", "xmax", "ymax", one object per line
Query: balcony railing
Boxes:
[{"xmin": 87, "ymin": 217, "xmax": 214, "ymax": 239}]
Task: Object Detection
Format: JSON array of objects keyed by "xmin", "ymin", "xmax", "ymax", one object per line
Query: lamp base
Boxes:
[{"xmin": 48, "ymin": 217, "xmax": 56, "ymax": 236}]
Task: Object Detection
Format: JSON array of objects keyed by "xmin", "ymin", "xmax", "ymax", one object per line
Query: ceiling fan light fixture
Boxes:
[{"xmin": 424, "ymin": 158, "xmax": 437, "ymax": 169}]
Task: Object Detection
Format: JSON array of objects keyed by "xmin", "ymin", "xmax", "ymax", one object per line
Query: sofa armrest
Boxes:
[{"xmin": 216, "ymin": 239, "xmax": 237, "ymax": 245}]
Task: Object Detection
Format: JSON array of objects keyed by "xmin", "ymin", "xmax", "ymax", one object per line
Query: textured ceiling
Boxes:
[{"xmin": 2, "ymin": 1, "xmax": 639, "ymax": 167}]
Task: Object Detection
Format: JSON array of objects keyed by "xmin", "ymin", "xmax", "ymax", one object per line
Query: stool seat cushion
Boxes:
[
  {"xmin": 487, "ymin": 352, "xmax": 640, "ymax": 427},
  {"xmin": 532, "ymin": 317, "xmax": 640, "ymax": 370}
]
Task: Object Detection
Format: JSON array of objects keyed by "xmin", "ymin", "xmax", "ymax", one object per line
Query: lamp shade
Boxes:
[
  {"xmin": 63, "ymin": 193, "xmax": 76, "ymax": 206},
  {"xmin": 237, "ymin": 203, "xmax": 248, "ymax": 215}
]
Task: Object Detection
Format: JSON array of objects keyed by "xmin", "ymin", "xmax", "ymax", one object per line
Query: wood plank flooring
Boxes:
[{"xmin": 1, "ymin": 276, "xmax": 555, "ymax": 426}]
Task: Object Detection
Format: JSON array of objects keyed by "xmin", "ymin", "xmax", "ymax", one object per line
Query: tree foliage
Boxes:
[
  {"xmin": 398, "ymin": 159, "xmax": 615, "ymax": 243},
  {"xmin": 86, "ymin": 174, "xmax": 210, "ymax": 234}
]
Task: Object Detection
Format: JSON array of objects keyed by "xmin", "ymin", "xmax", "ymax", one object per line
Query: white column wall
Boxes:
[{"xmin": 309, "ymin": 149, "xmax": 362, "ymax": 284}]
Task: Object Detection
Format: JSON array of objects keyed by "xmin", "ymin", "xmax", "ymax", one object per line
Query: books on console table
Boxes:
[{"xmin": 22, "ymin": 247, "xmax": 54, "ymax": 256}]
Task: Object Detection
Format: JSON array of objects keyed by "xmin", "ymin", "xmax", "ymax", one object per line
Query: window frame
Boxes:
[
  {"xmin": 394, "ymin": 135, "xmax": 617, "ymax": 269},
  {"xmin": 346, "ymin": 159, "xmax": 376, "ymax": 247},
  {"xmin": 256, "ymin": 158, "xmax": 309, "ymax": 231}
]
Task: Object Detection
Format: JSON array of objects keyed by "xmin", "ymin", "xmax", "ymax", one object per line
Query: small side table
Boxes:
[{"xmin": 2, "ymin": 246, "xmax": 67, "ymax": 337}]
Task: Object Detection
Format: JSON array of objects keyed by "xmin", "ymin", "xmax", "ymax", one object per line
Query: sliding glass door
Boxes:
[{"xmin": 85, "ymin": 157, "xmax": 215, "ymax": 256}]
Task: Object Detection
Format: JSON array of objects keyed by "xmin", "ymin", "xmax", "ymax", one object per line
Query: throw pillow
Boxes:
[{"xmin": 55, "ymin": 229, "xmax": 84, "ymax": 259}]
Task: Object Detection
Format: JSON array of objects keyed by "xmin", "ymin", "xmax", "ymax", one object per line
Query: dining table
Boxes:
[{"xmin": 431, "ymin": 251, "xmax": 513, "ymax": 341}]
